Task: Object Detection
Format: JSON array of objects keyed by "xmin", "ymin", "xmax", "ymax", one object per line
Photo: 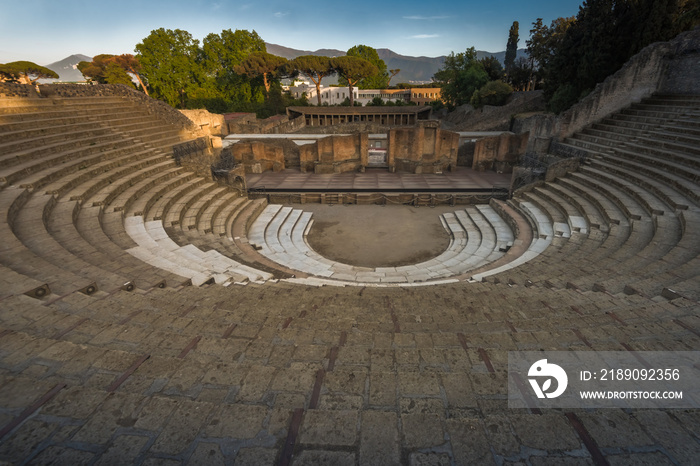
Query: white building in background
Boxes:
[{"xmin": 287, "ymin": 81, "xmax": 436, "ymax": 107}]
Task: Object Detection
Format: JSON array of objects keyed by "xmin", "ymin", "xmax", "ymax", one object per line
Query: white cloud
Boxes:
[
  {"xmin": 409, "ymin": 34, "xmax": 440, "ymax": 39},
  {"xmin": 403, "ymin": 15, "xmax": 450, "ymax": 20},
  {"xmin": 274, "ymin": 11, "xmax": 289, "ymax": 18}
]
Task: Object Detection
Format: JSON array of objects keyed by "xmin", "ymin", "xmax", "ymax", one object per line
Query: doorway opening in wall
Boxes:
[{"xmin": 368, "ymin": 137, "xmax": 388, "ymax": 168}]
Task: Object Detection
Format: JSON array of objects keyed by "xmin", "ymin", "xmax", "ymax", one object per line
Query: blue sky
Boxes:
[{"xmin": 1, "ymin": 0, "xmax": 583, "ymax": 65}]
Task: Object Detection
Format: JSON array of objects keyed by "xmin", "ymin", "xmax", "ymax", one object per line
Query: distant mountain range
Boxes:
[
  {"xmin": 42, "ymin": 54, "xmax": 91, "ymax": 82},
  {"xmin": 42, "ymin": 46, "xmax": 528, "ymax": 85},
  {"xmin": 266, "ymin": 43, "xmax": 528, "ymax": 84}
]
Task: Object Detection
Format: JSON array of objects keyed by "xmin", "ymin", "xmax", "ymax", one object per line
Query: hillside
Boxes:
[
  {"xmin": 42, "ymin": 54, "xmax": 91, "ymax": 82},
  {"xmin": 266, "ymin": 43, "xmax": 527, "ymax": 83},
  {"xmin": 42, "ymin": 46, "xmax": 529, "ymax": 86}
]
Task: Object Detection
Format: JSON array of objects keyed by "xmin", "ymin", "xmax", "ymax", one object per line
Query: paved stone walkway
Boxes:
[
  {"xmin": 246, "ymin": 167, "xmax": 511, "ymax": 191},
  {"xmin": 0, "ymin": 282, "xmax": 697, "ymax": 465}
]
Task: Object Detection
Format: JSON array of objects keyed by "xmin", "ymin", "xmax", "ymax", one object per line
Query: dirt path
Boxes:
[{"xmin": 300, "ymin": 204, "xmax": 455, "ymax": 268}]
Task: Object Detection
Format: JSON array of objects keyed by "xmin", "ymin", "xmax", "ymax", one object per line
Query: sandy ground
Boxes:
[{"xmin": 299, "ymin": 204, "xmax": 457, "ymax": 268}]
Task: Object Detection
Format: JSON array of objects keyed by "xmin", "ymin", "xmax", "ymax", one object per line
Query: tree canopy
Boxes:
[
  {"xmin": 78, "ymin": 54, "xmax": 148, "ymax": 93},
  {"xmin": 285, "ymin": 55, "xmax": 336, "ymax": 105},
  {"xmin": 432, "ymin": 48, "xmax": 489, "ymax": 108},
  {"xmin": 135, "ymin": 28, "xmax": 203, "ymax": 107},
  {"xmin": 0, "ymin": 61, "xmax": 58, "ymax": 84},
  {"xmin": 339, "ymin": 45, "xmax": 389, "ymax": 89},
  {"xmin": 133, "ymin": 27, "xmax": 304, "ymax": 116},
  {"xmin": 331, "ymin": 56, "xmax": 378, "ymax": 106},
  {"xmin": 202, "ymin": 29, "xmax": 266, "ymax": 78},
  {"xmin": 528, "ymin": 0, "xmax": 699, "ymax": 113},
  {"xmin": 235, "ymin": 51, "xmax": 287, "ymax": 92},
  {"xmin": 478, "ymin": 56, "xmax": 504, "ymax": 81}
]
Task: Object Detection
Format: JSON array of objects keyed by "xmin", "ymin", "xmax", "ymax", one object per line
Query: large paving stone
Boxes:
[
  {"xmin": 150, "ymin": 400, "xmax": 214, "ymax": 454},
  {"xmin": 360, "ymin": 410, "xmax": 400, "ymax": 466},
  {"xmin": 298, "ymin": 409, "xmax": 358, "ymax": 446}
]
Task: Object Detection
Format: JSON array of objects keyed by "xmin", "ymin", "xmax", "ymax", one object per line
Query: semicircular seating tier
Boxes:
[
  {"xmin": 247, "ymin": 202, "xmax": 550, "ymax": 286},
  {"xmin": 0, "ymin": 87, "xmax": 699, "ymax": 464},
  {"xmin": 0, "ymin": 92, "xmax": 696, "ymax": 298}
]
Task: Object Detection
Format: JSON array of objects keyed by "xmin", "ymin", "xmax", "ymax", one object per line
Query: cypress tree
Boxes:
[{"xmin": 504, "ymin": 21, "xmax": 519, "ymax": 78}]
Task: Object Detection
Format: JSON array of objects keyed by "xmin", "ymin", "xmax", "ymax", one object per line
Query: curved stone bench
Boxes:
[
  {"xmin": 125, "ymin": 216, "xmax": 272, "ymax": 286},
  {"xmin": 248, "ymin": 203, "xmax": 537, "ymax": 286}
]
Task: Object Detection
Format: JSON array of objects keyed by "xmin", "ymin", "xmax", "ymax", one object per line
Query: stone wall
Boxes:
[
  {"xmin": 441, "ymin": 91, "xmax": 546, "ymax": 132},
  {"xmin": 544, "ymin": 156, "xmax": 580, "ymax": 182},
  {"xmin": 0, "ymin": 82, "xmax": 41, "ymax": 98},
  {"xmin": 299, "ymin": 134, "xmax": 367, "ymax": 174},
  {"xmin": 472, "ymin": 132, "xmax": 529, "ymax": 173},
  {"xmin": 180, "ymin": 109, "xmax": 226, "ymax": 137},
  {"xmin": 228, "ymin": 114, "xmax": 305, "ymax": 135},
  {"xmin": 388, "ymin": 126, "xmax": 459, "ymax": 174},
  {"xmin": 232, "ymin": 141, "xmax": 286, "ymax": 174},
  {"xmin": 658, "ymin": 27, "xmax": 700, "ymax": 94},
  {"xmin": 223, "ymin": 128, "xmax": 460, "ymax": 175}
]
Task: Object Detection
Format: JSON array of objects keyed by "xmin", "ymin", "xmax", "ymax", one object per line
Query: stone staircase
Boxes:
[{"xmin": 499, "ymin": 94, "xmax": 700, "ymax": 300}]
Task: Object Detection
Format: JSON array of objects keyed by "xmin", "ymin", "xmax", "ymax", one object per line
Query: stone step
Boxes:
[
  {"xmin": 181, "ymin": 186, "xmax": 231, "ymax": 231},
  {"xmin": 588, "ymin": 158, "xmax": 692, "ymax": 210},
  {"xmin": 48, "ymin": 199, "xmax": 168, "ymax": 291},
  {"xmin": 0, "ymin": 187, "xmax": 101, "ymax": 296},
  {"xmin": 248, "ymin": 204, "xmax": 523, "ymax": 284},
  {"xmin": 598, "ymin": 152, "xmax": 699, "ymax": 204},
  {"xmin": 124, "ymin": 216, "xmax": 271, "ymax": 285},
  {"xmin": 195, "ymin": 190, "xmax": 240, "ymax": 234},
  {"xmin": 532, "ymin": 186, "xmax": 588, "ymax": 234},
  {"xmin": 146, "ymin": 178, "xmax": 208, "ymax": 222},
  {"xmin": 213, "ymin": 196, "xmax": 248, "ymax": 237},
  {"xmin": 164, "ymin": 183, "xmax": 220, "ymax": 228},
  {"xmin": 470, "ymin": 201, "xmax": 554, "ymax": 283},
  {"xmin": 647, "ymin": 93, "xmax": 700, "ymax": 104},
  {"xmin": 569, "ymin": 172, "xmax": 649, "ymax": 221},
  {"xmin": 77, "ymin": 205, "xmax": 183, "ymax": 288},
  {"xmin": 622, "ymin": 139, "xmax": 700, "ymax": 169},
  {"xmin": 544, "ymin": 182, "xmax": 607, "ymax": 231},
  {"xmin": 520, "ymin": 191, "xmax": 571, "ymax": 237},
  {"xmin": 12, "ymin": 193, "xmax": 133, "ymax": 290},
  {"xmin": 557, "ymin": 177, "xmax": 628, "ymax": 227},
  {"xmin": 580, "ymin": 165, "xmax": 672, "ymax": 215},
  {"xmin": 125, "ymin": 171, "xmax": 198, "ymax": 218},
  {"xmin": 0, "ymin": 136, "xmax": 145, "ymax": 187},
  {"xmin": 0, "ymin": 127, "xmax": 124, "ymax": 166},
  {"xmin": 109, "ymin": 165, "xmax": 184, "ymax": 215}
]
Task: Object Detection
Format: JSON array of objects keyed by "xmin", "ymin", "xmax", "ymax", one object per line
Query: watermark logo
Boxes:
[
  {"xmin": 510, "ymin": 351, "xmax": 697, "ymax": 409},
  {"xmin": 528, "ymin": 359, "xmax": 568, "ymax": 399}
]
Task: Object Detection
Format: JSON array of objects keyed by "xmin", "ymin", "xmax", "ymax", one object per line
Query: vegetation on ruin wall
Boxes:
[
  {"xmin": 532, "ymin": 0, "xmax": 698, "ymax": 113},
  {"xmin": 434, "ymin": 0, "xmax": 698, "ymax": 114}
]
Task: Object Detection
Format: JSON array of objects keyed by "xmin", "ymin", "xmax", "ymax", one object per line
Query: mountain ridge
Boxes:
[
  {"xmin": 43, "ymin": 45, "xmax": 528, "ymax": 85},
  {"xmin": 42, "ymin": 54, "xmax": 91, "ymax": 82},
  {"xmin": 265, "ymin": 43, "xmax": 527, "ymax": 83}
]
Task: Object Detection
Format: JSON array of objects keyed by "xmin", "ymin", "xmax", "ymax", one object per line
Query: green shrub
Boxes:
[
  {"xmin": 470, "ymin": 80, "xmax": 513, "ymax": 108},
  {"xmin": 547, "ymin": 83, "xmax": 579, "ymax": 114}
]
